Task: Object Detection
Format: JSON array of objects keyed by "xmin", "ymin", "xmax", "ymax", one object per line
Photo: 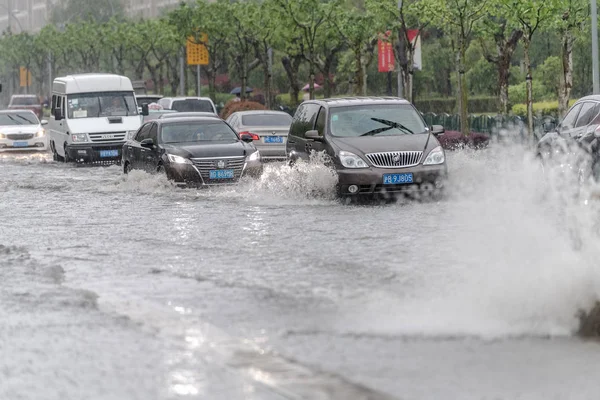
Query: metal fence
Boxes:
[{"xmin": 421, "ymin": 112, "xmax": 558, "ymax": 141}]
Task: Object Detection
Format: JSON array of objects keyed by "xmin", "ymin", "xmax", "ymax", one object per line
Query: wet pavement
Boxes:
[{"xmin": 2, "ymin": 146, "xmax": 600, "ymax": 399}]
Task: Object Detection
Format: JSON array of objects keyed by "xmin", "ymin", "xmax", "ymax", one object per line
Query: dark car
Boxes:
[
  {"xmin": 122, "ymin": 117, "xmax": 262, "ymax": 186},
  {"xmin": 536, "ymin": 96, "xmax": 600, "ymax": 182},
  {"xmin": 8, "ymin": 94, "xmax": 43, "ymax": 119},
  {"xmin": 286, "ymin": 97, "xmax": 447, "ymax": 200}
]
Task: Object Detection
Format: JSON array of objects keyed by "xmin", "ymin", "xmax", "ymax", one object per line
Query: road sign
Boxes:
[
  {"xmin": 187, "ymin": 34, "xmax": 209, "ymax": 66},
  {"xmin": 19, "ymin": 67, "xmax": 31, "ymax": 87}
]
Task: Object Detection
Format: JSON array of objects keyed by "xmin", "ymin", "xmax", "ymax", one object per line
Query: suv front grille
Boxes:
[
  {"xmin": 7, "ymin": 133, "xmax": 34, "ymax": 140},
  {"xmin": 190, "ymin": 156, "xmax": 246, "ymax": 182},
  {"xmin": 88, "ymin": 132, "xmax": 127, "ymax": 143},
  {"xmin": 365, "ymin": 151, "xmax": 423, "ymax": 168}
]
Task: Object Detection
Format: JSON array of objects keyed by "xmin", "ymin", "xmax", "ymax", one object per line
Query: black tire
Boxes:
[
  {"xmin": 51, "ymin": 141, "xmax": 64, "ymax": 162},
  {"xmin": 63, "ymin": 145, "xmax": 71, "ymax": 163},
  {"xmin": 123, "ymin": 161, "xmax": 132, "ymax": 174}
]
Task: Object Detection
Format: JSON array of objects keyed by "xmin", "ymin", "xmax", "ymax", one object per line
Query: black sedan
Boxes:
[{"xmin": 122, "ymin": 117, "xmax": 263, "ymax": 186}]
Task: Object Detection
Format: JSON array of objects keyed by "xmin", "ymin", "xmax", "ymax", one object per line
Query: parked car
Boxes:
[
  {"xmin": 8, "ymin": 94, "xmax": 42, "ymax": 119},
  {"xmin": 157, "ymin": 97, "xmax": 217, "ymax": 114},
  {"xmin": 158, "ymin": 111, "xmax": 220, "ymax": 119},
  {"xmin": 0, "ymin": 110, "xmax": 48, "ymax": 151},
  {"xmin": 122, "ymin": 117, "xmax": 262, "ymax": 186},
  {"xmin": 536, "ymin": 95, "xmax": 600, "ymax": 183},
  {"xmin": 286, "ymin": 97, "xmax": 447, "ymax": 200},
  {"xmin": 226, "ymin": 110, "xmax": 292, "ymax": 161}
]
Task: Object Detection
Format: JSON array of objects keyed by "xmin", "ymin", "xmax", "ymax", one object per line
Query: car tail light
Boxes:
[{"xmin": 239, "ymin": 131, "xmax": 260, "ymax": 140}]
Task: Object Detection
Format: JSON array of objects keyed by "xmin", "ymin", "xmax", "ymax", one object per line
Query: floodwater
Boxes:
[{"xmin": 2, "ymin": 145, "xmax": 600, "ymax": 400}]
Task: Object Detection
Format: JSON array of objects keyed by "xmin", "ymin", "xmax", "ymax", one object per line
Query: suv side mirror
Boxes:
[
  {"xmin": 305, "ymin": 130, "xmax": 323, "ymax": 141},
  {"xmin": 140, "ymin": 138, "xmax": 154, "ymax": 148},
  {"xmin": 141, "ymin": 103, "xmax": 149, "ymax": 116},
  {"xmin": 431, "ymin": 125, "xmax": 445, "ymax": 136},
  {"xmin": 54, "ymin": 108, "xmax": 63, "ymax": 121}
]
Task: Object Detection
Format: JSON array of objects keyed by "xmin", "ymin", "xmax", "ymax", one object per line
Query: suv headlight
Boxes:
[
  {"xmin": 71, "ymin": 133, "xmax": 87, "ymax": 142},
  {"xmin": 167, "ymin": 153, "xmax": 192, "ymax": 165},
  {"xmin": 423, "ymin": 146, "xmax": 445, "ymax": 165},
  {"xmin": 339, "ymin": 150, "xmax": 368, "ymax": 168},
  {"xmin": 247, "ymin": 150, "xmax": 260, "ymax": 162}
]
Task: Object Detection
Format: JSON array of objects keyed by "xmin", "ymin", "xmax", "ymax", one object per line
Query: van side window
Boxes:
[
  {"xmin": 290, "ymin": 103, "xmax": 320, "ymax": 139},
  {"xmin": 315, "ymin": 107, "xmax": 327, "ymax": 136}
]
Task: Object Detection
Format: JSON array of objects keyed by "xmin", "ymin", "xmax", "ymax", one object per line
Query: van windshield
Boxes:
[
  {"xmin": 329, "ymin": 104, "xmax": 428, "ymax": 137},
  {"xmin": 67, "ymin": 92, "xmax": 138, "ymax": 119}
]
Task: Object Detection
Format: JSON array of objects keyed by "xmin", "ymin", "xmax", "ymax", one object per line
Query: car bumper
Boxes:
[
  {"xmin": 336, "ymin": 164, "xmax": 448, "ymax": 197},
  {"xmin": 254, "ymin": 144, "xmax": 286, "ymax": 161},
  {"xmin": 0, "ymin": 136, "xmax": 47, "ymax": 151},
  {"xmin": 165, "ymin": 161, "xmax": 263, "ymax": 187},
  {"xmin": 66, "ymin": 143, "xmax": 124, "ymax": 164}
]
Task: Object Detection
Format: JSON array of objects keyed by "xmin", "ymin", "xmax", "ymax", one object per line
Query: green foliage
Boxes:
[
  {"xmin": 414, "ymin": 96, "xmax": 499, "ymax": 114},
  {"xmin": 508, "ymin": 80, "xmax": 549, "ymax": 104},
  {"xmin": 51, "ymin": 0, "xmax": 125, "ymax": 24},
  {"xmin": 538, "ymin": 55, "xmax": 562, "ymax": 96},
  {"xmin": 466, "ymin": 58, "xmax": 498, "ymax": 96},
  {"xmin": 511, "ymin": 99, "xmax": 578, "ymax": 117}
]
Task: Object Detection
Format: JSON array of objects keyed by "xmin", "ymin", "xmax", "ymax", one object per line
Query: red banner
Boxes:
[{"xmin": 378, "ymin": 31, "xmax": 395, "ymax": 73}]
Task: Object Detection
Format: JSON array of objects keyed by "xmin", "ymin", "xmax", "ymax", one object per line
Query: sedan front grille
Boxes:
[
  {"xmin": 88, "ymin": 132, "xmax": 127, "ymax": 143},
  {"xmin": 7, "ymin": 133, "xmax": 34, "ymax": 140},
  {"xmin": 365, "ymin": 151, "xmax": 423, "ymax": 168},
  {"xmin": 190, "ymin": 156, "xmax": 246, "ymax": 182}
]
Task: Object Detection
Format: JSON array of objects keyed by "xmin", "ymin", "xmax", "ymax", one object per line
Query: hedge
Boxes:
[
  {"xmin": 219, "ymin": 99, "xmax": 267, "ymax": 119},
  {"xmin": 511, "ymin": 99, "xmax": 578, "ymax": 117},
  {"xmin": 414, "ymin": 96, "xmax": 499, "ymax": 114}
]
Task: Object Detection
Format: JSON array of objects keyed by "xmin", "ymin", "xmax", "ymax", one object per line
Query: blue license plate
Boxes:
[
  {"xmin": 209, "ymin": 169, "xmax": 234, "ymax": 179},
  {"xmin": 99, "ymin": 150, "xmax": 119, "ymax": 158},
  {"xmin": 383, "ymin": 173, "xmax": 413, "ymax": 184},
  {"xmin": 13, "ymin": 141, "xmax": 28, "ymax": 147},
  {"xmin": 264, "ymin": 136, "xmax": 284, "ymax": 144}
]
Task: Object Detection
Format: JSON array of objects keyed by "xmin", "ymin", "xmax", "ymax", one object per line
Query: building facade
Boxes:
[{"xmin": 0, "ymin": 0, "xmax": 186, "ymax": 33}]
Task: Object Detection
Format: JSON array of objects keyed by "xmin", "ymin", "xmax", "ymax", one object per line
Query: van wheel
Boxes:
[
  {"xmin": 123, "ymin": 162, "xmax": 132, "ymax": 174},
  {"xmin": 63, "ymin": 145, "xmax": 71, "ymax": 163},
  {"xmin": 51, "ymin": 141, "xmax": 64, "ymax": 162}
]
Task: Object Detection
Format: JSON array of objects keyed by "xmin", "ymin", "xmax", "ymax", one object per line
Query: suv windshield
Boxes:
[
  {"xmin": 67, "ymin": 91, "xmax": 138, "ymax": 119},
  {"xmin": 330, "ymin": 104, "xmax": 428, "ymax": 137},
  {"xmin": 171, "ymin": 99, "xmax": 214, "ymax": 113},
  {"xmin": 161, "ymin": 122, "xmax": 238, "ymax": 144},
  {"xmin": 0, "ymin": 112, "xmax": 38, "ymax": 125},
  {"xmin": 10, "ymin": 96, "xmax": 39, "ymax": 106},
  {"xmin": 242, "ymin": 114, "xmax": 292, "ymax": 126}
]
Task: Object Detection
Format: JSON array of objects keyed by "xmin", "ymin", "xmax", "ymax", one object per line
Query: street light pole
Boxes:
[{"xmin": 592, "ymin": 0, "xmax": 599, "ymax": 94}]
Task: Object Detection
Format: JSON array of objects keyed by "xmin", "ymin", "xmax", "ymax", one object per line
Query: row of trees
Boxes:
[{"xmin": 0, "ymin": 0, "xmax": 595, "ymax": 136}]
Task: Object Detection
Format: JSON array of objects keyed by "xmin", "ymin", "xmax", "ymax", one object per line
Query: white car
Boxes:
[{"xmin": 0, "ymin": 109, "xmax": 48, "ymax": 151}]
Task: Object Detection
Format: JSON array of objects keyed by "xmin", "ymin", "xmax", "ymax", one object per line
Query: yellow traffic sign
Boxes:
[
  {"xmin": 19, "ymin": 67, "xmax": 31, "ymax": 87},
  {"xmin": 187, "ymin": 34, "xmax": 209, "ymax": 66}
]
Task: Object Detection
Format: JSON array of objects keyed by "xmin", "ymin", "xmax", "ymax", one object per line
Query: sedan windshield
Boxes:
[
  {"xmin": 241, "ymin": 114, "xmax": 292, "ymax": 126},
  {"xmin": 67, "ymin": 91, "xmax": 138, "ymax": 119},
  {"xmin": 330, "ymin": 105, "xmax": 428, "ymax": 137},
  {"xmin": 10, "ymin": 96, "xmax": 39, "ymax": 106},
  {"xmin": 161, "ymin": 122, "xmax": 238, "ymax": 144},
  {"xmin": 0, "ymin": 112, "xmax": 39, "ymax": 125}
]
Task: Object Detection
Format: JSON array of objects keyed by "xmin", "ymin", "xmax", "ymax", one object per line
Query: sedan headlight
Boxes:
[
  {"xmin": 247, "ymin": 150, "xmax": 260, "ymax": 162},
  {"xmin": 423, "ymin": 146, "xmax": 445, "ymax": 165},
  {"xmin": 71, "ymin": 133, "xmax": 88, "ymax": 142},
  {"xmin": 167, "ymin": 153, "xmax": 192, "ymax": 165},
  {"xmin": 0, "ymin": 133, "xmax": 4, "ymax": 139},
  {"xmin": 339, "ymin": 150, "xmax": 369, "ymax": 168},
  {"xmin": 36, "ymin": 129, "xmax": 45, "ymax": 137}
]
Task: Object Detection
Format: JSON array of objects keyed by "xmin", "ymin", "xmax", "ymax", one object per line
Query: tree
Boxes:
[
  {"xmin": 51, "ymin": 0, "xmax": 125, "ymax": 24},
  {"xmin": 421, "ymin": 0, "xmax": 490, "ymax": 135},
  {"xmin": 501, "ymin": 0, "xmax": 556, "ymax": 137},
  {"xmin": 553, "ymin": 0, "xmax": 588, "ymax": 117}
]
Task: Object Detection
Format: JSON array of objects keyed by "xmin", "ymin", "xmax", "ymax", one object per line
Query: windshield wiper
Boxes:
[
  {"xmin": 361, "ymin": 118, "xmax": 414, "ymax": 136},
  {"xmin": 14, "ymin": 114, "xmax": 34, "ymax": 124},
  {"xmin": 6, "ymin": 115, "xmax": 23, "ymax": 125}
]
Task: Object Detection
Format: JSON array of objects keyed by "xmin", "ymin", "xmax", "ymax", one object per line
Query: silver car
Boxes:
[
  {"xmin": 0, "ymin": 109, "xmax": 48, "ymax": 152},
  {"xmin": 226, "ymin": 110, "xmax": 292, "ymax": 161}
]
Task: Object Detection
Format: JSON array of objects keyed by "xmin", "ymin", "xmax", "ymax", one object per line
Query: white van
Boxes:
[{"xmin": 48, "ymin": 73, "xmax": 143, "ymax": 164}]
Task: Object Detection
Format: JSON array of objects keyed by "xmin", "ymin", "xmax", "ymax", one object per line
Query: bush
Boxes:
[
  {"xmin": 511, "ymin": 99, "xmax": 578, "ymax": 117},
  {"xmin": 414, "ymin": 96, "xmax": 499, "ymax": 114},
  {"xmin": 437, "ymin": 130, "xmax": 490, "ymax": 151},
  {"xmin": 508, "ymin": 81, "xmax": 549, "ymax": 105},
  {"xmin": 219, "ymin": 99, "xmax": 267, "ymax": 119}
]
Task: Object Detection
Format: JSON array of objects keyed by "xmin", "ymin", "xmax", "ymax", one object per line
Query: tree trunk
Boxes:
[
  {"xmin": 524, "ymin": 36, "xmax": 534, "ymax": 138},
  {"xmin": 558, "ymin": 31, "xmax": 574, "ymax": 119},
  {"xmin": 406, "ymin": 48, "xmax": 415, "ymax": 103},
  {"xmin": 322, "ymin": 60, "xmax": 333, "ymax": 98},
  {"xmin": 457, "ymin": 38, "xmax": 469, "ymax": 136},
  {"xmin": 282, "ymin": 56, "xmax": 301, "ymax": 106},
  {"xmin": 354, "ymin": 47, "xmax": 363, "ymax": 96}
]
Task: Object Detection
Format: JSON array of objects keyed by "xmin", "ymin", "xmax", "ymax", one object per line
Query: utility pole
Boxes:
[
  {"xmin": 7, "ymin": 0, "xmax": 12, "ymax": 32},
  {"xmin": 179, "ymin": 47, "xmax": 185, "ymax": 96},
  {"xmin": 592, "ymin": 0, "xmax": 599, "ymax": 94},
  {"xmin": 397, "ymin": 0, "xmax": 403, "ymax": 98}
]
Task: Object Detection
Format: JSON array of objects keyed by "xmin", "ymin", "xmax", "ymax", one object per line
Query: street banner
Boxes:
[
  {"xmin": 407, "ymin": 30, "xmax": 422, "ymax": 70},
  {"xmin": 378, "ymin": 31, "xmax": 395, "ymax": 73}
]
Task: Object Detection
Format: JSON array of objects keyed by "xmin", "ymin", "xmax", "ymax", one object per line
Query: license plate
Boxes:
[
  {"xmin": 12, "ymin": 141, "xmax": 28, "ymax": 147},
  {"xmin": 99, "ymin": 150, "xmax": 119, "ymax": 158},
  {"xmin": 209, "ymin": 169, "xmax": 234, "ymax": 179},
  {"xmin": 264, "ymin": 136, "xmax": 284, "ymax": 144},
  {"xmin": 383, "ymin": 173, "xmax": 413, "ymax": 184}
]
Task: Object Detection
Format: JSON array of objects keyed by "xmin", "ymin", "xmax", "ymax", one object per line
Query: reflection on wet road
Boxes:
[{"xmin": 2, "ymin": 148, "xmax": 600, "ymax": 399}]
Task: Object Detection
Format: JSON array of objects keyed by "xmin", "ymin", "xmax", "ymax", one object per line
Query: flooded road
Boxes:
[{"xmin": 3, "ymin": 146, "xmax": 600, "ymax": 399}]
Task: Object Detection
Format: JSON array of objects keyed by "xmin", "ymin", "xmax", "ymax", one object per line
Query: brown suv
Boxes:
[
  {"xmin": 8, "ymin": 94, "xmax": 42, "ymax": 119},
  {"xmin": 286, "ymin": 97, "xmax": 447, "ymax": 200}
]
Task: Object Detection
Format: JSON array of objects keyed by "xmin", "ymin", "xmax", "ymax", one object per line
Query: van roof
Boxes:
[{"xmin": 53, "ymin": 73, "xmax": 134, "ymax": 94}]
